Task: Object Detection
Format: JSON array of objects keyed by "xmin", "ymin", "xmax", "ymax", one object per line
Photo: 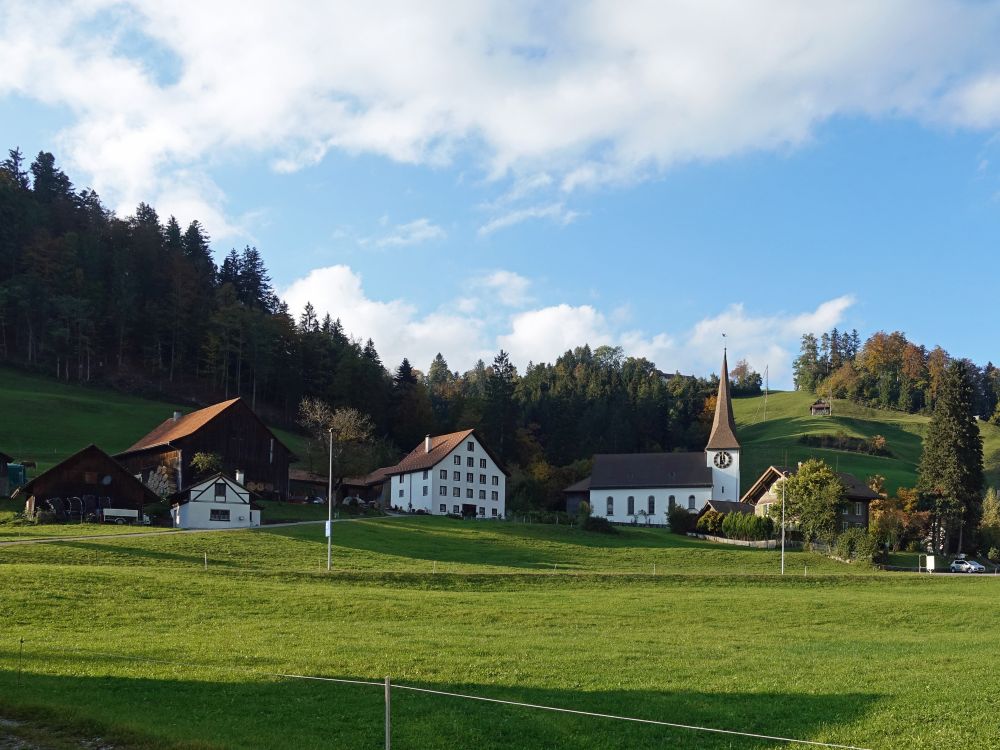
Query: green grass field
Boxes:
[
  {"xmin": 0, "ymin": 366, "xmax": 307, "ymax": 475},
  {"xmin": 733, "ymin": 390, "xmax": 1000, "ymax": 494},
  {"xmin": 2, "ymin": 517, "xmax": 999, "ymax": 749}
]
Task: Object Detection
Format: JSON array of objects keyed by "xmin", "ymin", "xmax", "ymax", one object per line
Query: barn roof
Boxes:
[
  {"xmin": 385, "ymin": 429, "xmax": 509, "ymax": 477},
  {"xmin": 698, "ymin": 499, "xmax": 754, "ymax": 516},
  {"xmin": 343, "ymin": 466, "xmax": 392, "ymax": 487},
  {"xmin": 0, "ymin": 450, "xmax": 12, "ymax": 464},
  {"xmin": 742, "ymin": 464, "xmax": 880, "ymax": 505},
  {"xmin": 589, "ymin": 452, "xmax": 712, "ymax": 490},
  {"xmin": 13, "ymin": 444, "xmax": 160, "ymax": 505},
  {"xmin": 562, "ymin": 476, "xmax": 592, "ymax": 493},
  {"xmin": 116, "ymin": 398, "xmax": 292, "ymax": 458}
]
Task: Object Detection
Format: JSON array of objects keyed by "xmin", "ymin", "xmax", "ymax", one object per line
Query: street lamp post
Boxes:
[
  {"xmin": 780, "ymin": 477, "xmax": 786, "ymax": 575},
  {"xmin": 327, "ymin": 427, "xmax": 333, "ymax": 572}
]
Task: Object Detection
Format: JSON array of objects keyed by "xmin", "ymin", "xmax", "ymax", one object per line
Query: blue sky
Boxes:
[{"xmin": 2, "ymin": 1, "xmax": 1000, "ymax": 386}]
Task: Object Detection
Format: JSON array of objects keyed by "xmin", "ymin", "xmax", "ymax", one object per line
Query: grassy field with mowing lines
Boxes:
[{"xmin": 2, "ymin": 516, "xmax": 999, "ymax": 749}]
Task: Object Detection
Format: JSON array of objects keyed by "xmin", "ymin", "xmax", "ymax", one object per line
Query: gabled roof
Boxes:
[
  {"xmin": 562, "ymin": 476, "xmax": 592, "ymax": 493},
  {"xmin": 343, "ymin": 466, "xmax": 392, "ymax": 487},
  {"xmin": 171, "ymin": 472, "xmax": 259, "ymax": 506},
  {"xmin": 706, "ymin": 350, "xmax": 740, "ymax": 451},
  {"xmin": 589, "ymin": 452, "xmax": 712, "ymax": 490},
  {"xmin": 386, "ymin": 429, "xmax": 509, "ymax": 477},
  {"xmin": 0, "ymin": 450, "xmax": 12, "ymax": 464},
  {"xmin": 12, "ymin": 444, "xmax": 160, "ymax": 505},
  {"xmin": 116, "ymin": 398, "xmax": 292, "ymax": 458},
  {"xmin": 698, "ymin": 499, "xmax": 754, "ymax": 516},
  {"xmin": 742, "ymin": 465, "xmax": 880, "ymax": 505}
]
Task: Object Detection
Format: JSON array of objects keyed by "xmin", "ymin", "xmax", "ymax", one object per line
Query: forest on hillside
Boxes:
[
  {"xmin": 0, "ymin": 148, "xmax": 746, "ymax": 508},
  {"xmin": 792, "ymin": 328, "xmax": 1000, "ymax": 422}
]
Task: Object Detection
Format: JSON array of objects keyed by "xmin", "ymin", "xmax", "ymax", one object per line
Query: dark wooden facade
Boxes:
[
  {"xmin": 0, "ymin": 450, "xmax": 12, "ymax": 497},
  {"xmin": 115, "ymin": 399, "xmax": 294, "ymax": 499},
  {"xmin": 14, "ymin": 444, "xmax": 158, "ymax": 516}
]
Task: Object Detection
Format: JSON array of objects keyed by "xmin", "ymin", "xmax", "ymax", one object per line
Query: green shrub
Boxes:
[
  {"xmin": 989, "ymin": 547, "xmax": 1000, "ymax": 563},
  {"xmin": 835, "ymin": 528, "xmax": 879, "ymax": 565},
  {"xmin": 720, "ymin": 512, "xmax": 773, "ymax": 541},
  {"xmin": 582, "ymin": 516, "xmax": 617, "ymax": 534},
  {"xmin": 668, "ymin": 506, "xmax": 693, "ymax": 535},
  {"xmin": 576, "ymin": 501, "xmax": 592, "ymax": 527}
]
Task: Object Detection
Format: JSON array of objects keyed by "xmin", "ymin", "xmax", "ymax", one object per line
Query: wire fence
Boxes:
[{"xmin": 7, "ymin": 641, "xmax": 876, "ymax": 750}]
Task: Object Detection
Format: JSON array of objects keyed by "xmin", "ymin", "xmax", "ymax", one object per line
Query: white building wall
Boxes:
[
  {"xmin": 171, "ymin": 476, "xmax": 259, "ymax": 529},
  {"xmin": 589, "ymin": 486, "xmax": 713, "ymax": 523},
  {"xmin": 706, "ymin": 449, "xmax": 741, "ymax": 501},
  {"xmin": 395, "ymin": 434, "xmax": 506, "ymax": 518}
]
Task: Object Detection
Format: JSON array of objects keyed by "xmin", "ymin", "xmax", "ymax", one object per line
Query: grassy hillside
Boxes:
[
  {"xmin": 733, "ymin": 390, "xmax": 1000, "ymax": 494},
  {"xmin": 2, "ymin": 517, "xmax": 1000, "ymax": 748},
  {"xmin": 0, "ymin": 366, "xmax": 307, "ymax": 475}
]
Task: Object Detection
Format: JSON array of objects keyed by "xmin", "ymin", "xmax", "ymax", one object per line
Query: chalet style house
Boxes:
[
  {"xmin": 13, "ymin": 444, "xmax": 159, "ymax": 520},
  {"xmin": 115, "ymin": 398, "xmax": 294, "ymax": 499},
  {"xmin": 567, "ymin": 351, "xmax": 742, "ymax": 524},
  {"xmin": 169, "ymin": 472, "xmax": 262, "ymax": 529},
  {"xmin": 384, "ymin": 430, "xmax": 508, "ymax": 518},
  {"xmin": 741, "ymin": 465, "xmax": 879, "ymax": 530}
]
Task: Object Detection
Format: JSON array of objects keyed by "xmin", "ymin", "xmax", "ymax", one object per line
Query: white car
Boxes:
[{"xmin": 950, "ymin": 559, "xmax": 986, "ymax": 573}]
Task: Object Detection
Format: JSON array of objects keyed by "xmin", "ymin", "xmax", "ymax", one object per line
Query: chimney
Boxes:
[
  {"xmin": 235, "ymin": 469, "xmax": 245, "ymax": 485},
  {"xmin": 424, "ymin": 435, "xmax": 431, "ymax": 453},
  {"xmin": 173, "ymin": 411, "xmax": 182, "ymax": 422}
]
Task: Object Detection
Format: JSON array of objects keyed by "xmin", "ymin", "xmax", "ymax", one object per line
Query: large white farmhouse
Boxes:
[
  {"xmin": 386, "ymin": 430, "xmax": 508, "ymax": 518},
  {"xmin": 566, "ymin": 351, "xmax": 742, "ymax": 524},
  {"xmin": 169, "ymin": 472, "xmax": 261, "ymax": 529}
]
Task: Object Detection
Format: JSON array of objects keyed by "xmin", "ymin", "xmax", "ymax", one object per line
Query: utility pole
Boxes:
[
  {"xmin": 780, "ymin": 475, "xmax": 786, "ymax": 575},
  {"xmin": 327, "ymin": 427, "xmax": 334, "ymax": 572},
  {"xmin": 763, "ymin": 364, "xmax": 768, "ymax": 423}
]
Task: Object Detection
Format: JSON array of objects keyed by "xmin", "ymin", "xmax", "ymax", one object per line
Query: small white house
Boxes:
[
  {"xmin": 385, "ymin": 430, "xmax": 508, "ymax": 518},
  {"xmin": 170, "ymin": 472, "xmax": 261, "ymax": 529}
]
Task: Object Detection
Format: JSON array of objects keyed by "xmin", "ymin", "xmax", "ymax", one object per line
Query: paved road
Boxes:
[{"xmin": 0, "ymin": 516, "xmax": 398, "ymax": 547}]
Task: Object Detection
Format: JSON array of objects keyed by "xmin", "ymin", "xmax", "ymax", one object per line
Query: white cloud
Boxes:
[
  {"xmin": 6, "ymin": 2, "xmax": 1000, "ymax": 237},
  {"xmin": 498, "ymin": 304, "xmax": 613, "ymax": 365},
  {"xmin": 469, "ymin": 270, "xmax": 532, "ymax": 307},
  {"xmin": 370, "ymin": 218, "xmax": 446, "ymax": 248},
  {"xmin": 478, "ymin": 203, "xmax": 580, "ymax": 236},
  {"xmin": 280, "ymin": 265, "xmax": 486, "ymax": 372}
]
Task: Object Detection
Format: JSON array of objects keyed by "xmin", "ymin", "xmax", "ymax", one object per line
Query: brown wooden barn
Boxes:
[
  {"xmin": 114, "ymin": 398, "xmax": 295, "ymax": 499},
  {"xmin": 13, "ymin": 444, "xmax": 159, "ymax": 520},
  {"xmin": 0, "ymin": 450, "xmax": 12, "ymax": 496}
]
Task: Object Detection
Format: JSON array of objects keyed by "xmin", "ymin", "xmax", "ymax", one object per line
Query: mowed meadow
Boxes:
[{"xmin": 2, "ymin": 517, "xmax": 999, "ymax": 749}]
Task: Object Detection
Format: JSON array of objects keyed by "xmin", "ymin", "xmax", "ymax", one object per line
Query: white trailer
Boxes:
[{"xmin": 101, "ymin": 508, "xmax": 150, "ymax": 525}]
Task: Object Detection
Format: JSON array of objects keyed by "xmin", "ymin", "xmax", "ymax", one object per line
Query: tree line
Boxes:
[
  {"xmin": 0, "ymin": 148, "xmax": 733, "ymax": 509},
  {"xmin": 793, "ymin": 327, "xmax": 1000, "ymax": 421}
]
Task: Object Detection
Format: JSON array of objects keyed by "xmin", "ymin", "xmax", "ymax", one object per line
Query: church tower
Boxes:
[{"xmin": 706, "ymin": 350, "xmax": 741, "ymax": 501}]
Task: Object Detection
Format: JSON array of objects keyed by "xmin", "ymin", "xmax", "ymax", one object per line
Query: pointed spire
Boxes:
[{"xmin": 707, "ymin": 348, "xmax": 740, "ymax": 450}]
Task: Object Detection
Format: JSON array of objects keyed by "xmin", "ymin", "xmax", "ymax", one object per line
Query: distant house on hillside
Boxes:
[
  {"xmin": 741, "ymin": 464, "xmax": 879, "ymax": 530},
  {"xmin": 810, "ymin": 399, "xmax": 832, "ymax": 416},
  {"xmin": 13, "ymin": 444, "xmax": 158, "ymax": 521},
  {"xmin": 380, "ymin": 430, "xmax": 508, "ymax": 518},
  {"xmin": 169, "ymin": 472, "xmax": 261, "ymax": 529},
  {"xmin": 115, "ymin": 398, "xmax": 294, "ymax": 500},
  {"xmin": 0, "ymin": 451, "xmax": 11, "ymax": 496}
]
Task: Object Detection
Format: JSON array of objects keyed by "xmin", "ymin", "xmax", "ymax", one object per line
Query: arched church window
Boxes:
[
  {"xmin": 606, "ymin": 496, "xmax": 614, "ymax": 516},
  {"xmin": 627, "ymin": 496, "xmax": 635, "ymax": 515},
  {"xmin": 687, "ymin": 495, "xmax": 696, "ymax": 510}
]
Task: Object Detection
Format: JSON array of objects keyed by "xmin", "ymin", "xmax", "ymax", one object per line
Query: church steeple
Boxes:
[{"xmin": 706, "ymin": 349, "xmax": 740, "ymax": 451}]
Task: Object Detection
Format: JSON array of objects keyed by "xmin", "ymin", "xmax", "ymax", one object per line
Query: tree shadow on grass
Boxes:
[{"xmin": 0, "ymin": 660, "xmax": 880, "ymax": 750}]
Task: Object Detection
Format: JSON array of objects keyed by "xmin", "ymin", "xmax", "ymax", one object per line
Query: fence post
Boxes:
[
  {"xmin": 384, "ymin": 676, "xmax": 392, "ymax": 749},
  {"xmin": 17, "ymin": 637, "xmax": 24, "ymax": 686}
]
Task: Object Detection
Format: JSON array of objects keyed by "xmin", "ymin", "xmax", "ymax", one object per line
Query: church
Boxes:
[{"xmin": 564, "ymin": 351, "xmax": 741, "ymax": 523}]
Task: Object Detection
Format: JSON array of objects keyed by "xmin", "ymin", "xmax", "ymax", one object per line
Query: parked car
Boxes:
[{"xmin": 949, "ymin": 559, "xmax": 986, "ymax": 573}]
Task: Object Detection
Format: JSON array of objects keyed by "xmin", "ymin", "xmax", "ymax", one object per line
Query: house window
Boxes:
[
  {"xmin": 842, "ymin": 506, "xmax": 848, "ymax": 515},
  {"xmin": 466, "ymin": 489, "xmax": 473, "ymax": 499},
  {"xmin": 687, "ymin": 495, "xmax": 696, "ymax": 510},
  {"xmin": 398, "ymin": 475, "xmax": 403, "ymax": 484},
  {"xmin": 479, "ymin": 490, "xmax": 486, "ymax": 500},
  {"xmin": 648, "ymin": 496, "xmax": 655, "ymax": 515},
  {"xmin": 668, "ymin": 495, "xmax": 676, "ymax": 511},
  {"xmin": 491, "ymin": 491, "xmax": 499, "ymax": 501},
  {"xmin": 440, "ymin": 486, "xmax": 447, "ymax": 495},
  {"xmin": 422, "ymin": 486, "xmax": 428, "ymax": 496},
  {"xmin": 439, "ymin": 469, "xmax": 447, "ymax": 480},
  {"xmin": 480, "ymin": 458, "xmax": 486, "ymax": 468},
  {"xmin": 215, "ymin": 482, "xmax": 227, "ymax": 500},
  {"xmin": 398, "ymin": 489, "xmax": 404, "ymax": 498},
  {"xmin": 627, "ymin": 496, "xmax": 635, "ymax": 515},
  {"xmin": 453, "ymin": 471, "xmax": 460, "ymax": 481},
  {"xmin": 439, "ymin": 504, "xmax": 446, "ymax": 513},
  {"xmin": 606, "ymin": 496, "xmax": 614, "ymax": 515},
  {"xmin": 423, "ymin": 470, "xmax": 428, "ymax": 480},
  {"xmin": 453, "ymin": 487, "xmax": 461, "ymax": 497},
  {"xmin": 454, "ymin": 455, "xmax": 461, "ymax": 465},
  {"xmin": 453, "ymin": 505, "xmax": 460, "ymax": 514},
  {"xmin": 480, "ymin": 474, "xmax": 486, "ymax": 484},
  {"xmin": 467, "ymin": 441, "xmax": 475, "ymax": 452},
  {"xmin": 855, "ymin": 502, "xmax": 862, "ymax": 516},
  {"xmin": 478, "ymin": 507, "xmax": 485, "ymax": 516},
  {"xmin": 209, "ymin": 509, "xmax": 230, "ymax": 522},
  {"xmin": 84, "ymin": 471, "xmax": 98, "ymax": 484},
  {"xmin": 467, "ymin": 472, "xmax": 474, "ymax": 483},
  {"xmin": 492, "ymin": 476, "xmax": 499, "ymax": 485},
  {"xmin": 842, "ymin": 520, "xmax": 849, "ymax": 531},
  {"xmin": 492, "ymin": 508, "xmax": 498, "ymax": 517},
  {"xmin": 467, "ymin": 457, "xmax": 474, "ymax": 467}
]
